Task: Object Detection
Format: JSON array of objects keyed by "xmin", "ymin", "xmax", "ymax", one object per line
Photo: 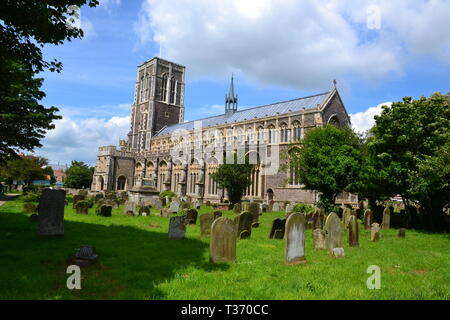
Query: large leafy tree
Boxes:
[
  {"xmin": 290, "ymin": 125, "xmax": 363, "ymax": 211},
  {"xmin": 211, "ymin": 154, "xmax": 255, "ymax": 205},
  {"xmin": 0, "ymin": 0, "xmax": 99, "ymax": 162},
  {"xmin": 369, "ymin": 93, "xmax": 450, "ymax": 230},
  {"xmin": 64, "ymin": 161, "xmax": 94, "ymax": 189},
  {"xmin": 0, "ymin": 155, "xmax": 47, "ymax": 185}
]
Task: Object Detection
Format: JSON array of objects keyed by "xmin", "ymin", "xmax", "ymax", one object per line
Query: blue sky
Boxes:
[{"xmin": 36, "ymin": 0, "xmax": 450, "ymax": 166}]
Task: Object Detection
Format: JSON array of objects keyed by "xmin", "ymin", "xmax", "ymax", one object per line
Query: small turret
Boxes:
[{"xmin": 225, "ymin": 74, "xmax": 238, "ymax": 115}]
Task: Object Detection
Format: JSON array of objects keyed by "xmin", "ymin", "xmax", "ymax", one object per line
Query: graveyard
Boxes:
[{"xmin": 0, "ymin": 195, "xmax": 448, "ymax": 300}]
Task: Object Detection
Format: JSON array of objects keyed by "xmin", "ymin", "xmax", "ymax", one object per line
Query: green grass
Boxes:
[{"xmin": 0, "ymin": 197, "xmax": 449, "ymax": 300}]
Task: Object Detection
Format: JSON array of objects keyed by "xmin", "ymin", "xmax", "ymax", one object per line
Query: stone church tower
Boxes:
[{"xmin": 127, "ymin": 57, "xmax": 185, "ymax": 152}]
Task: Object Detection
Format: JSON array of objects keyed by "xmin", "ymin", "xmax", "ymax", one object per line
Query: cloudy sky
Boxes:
[{"xmin": 36, "ymin": 0, "xmax": 450, "ymax": 166}]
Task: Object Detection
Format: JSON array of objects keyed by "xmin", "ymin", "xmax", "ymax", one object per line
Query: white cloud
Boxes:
[
  {"xmin": 134, "ymin": 0, "xmax": 450, "ymax": 90},
  {"xmin": 99, "ymin": 0, "xmax": 121, "ymax": 10},
  {"xmin": 350, "ymin": 101, "xmax": 391, "ymax": 133},
  {"xmin": 34, "ymin": 109, "xmax": 131, "ymax": 166}
]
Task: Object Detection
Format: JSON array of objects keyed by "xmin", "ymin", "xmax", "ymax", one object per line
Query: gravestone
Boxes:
[
  {"xmin": 170, "ymin": 201, "xmax": 180, "ymax": 213},
  {"xmin": 200, "ymin": 213, "xmax": 214, "ymax": 238},
  {"xmin": 213, "ymin": 211, "xmax": 222, "ymax": 220},
  {"xmin": 152, "ymin": 198, "xmax": 163, "ymax": 210},
  {"xmin": 235, "ymin": 211, "xmax": 253, "ymax": 239},
  {"xmin": 269, "ymin": 218, "xmax": 286, "ymax": 239},
  {"xmin": 331, "ymin": 248, "xmax": 345, "ymax": 258},
  {"xmin": 398, "ymin": 228, "xmax": 406, "ymax": 238},
  {"xmin": 364, "ymin": 209, "xmax": 373, "ymax": 230},
  {"xmin": 186, "ymin": 209, "xmax": 198, "ymax": 224},
  {"xmin": 348, "ymin": 215, "xmax": 359, "ymax": 247},
  {"xmin": 168, "ymin": 216, "xmax": 186, "ymax": 239},
  {"xmin": 233, "ymin": 202, "xmax": 242, "ymax": 214},
  {"xmin": 268, "ymin": 200, "xmax": 274, "ymax": 212},
  {"xmin": 313, "ymin": 229, "xmax": 326, "ymax": 250},
  {"xmin": 72, "ymin": 195, "xmax": 85, "ymax": 209},
  {"xmin": 98, "ymin": 205, "xmax": 112, "ymax": 217},
  {"xmin": 285, "ymin": 203, "xmax": 294, "ymax": 213},
  {"xmin": 210, "ymin": 217, "xmax": 236, "ymax": 264},
  {"xmin": 139, "ymin": 205, "xmax": 151, "ymax": 216},
  {"xmin": 23, "ymin": 203, "xmax": 37, "ymax": 214},
  {"xmin": 312, "ymin": 208, "xmax": 325, "ymax": 230},
  {"xmin": 382, "ymin": 207, "xmax": 391, "ymax": 229},
  {"xmin": 74, "ymin": 245, "xmax": 98, "ymax": 266},
  {"xmin": 260, "ymin": 203, "xmax": 268, "ymax": 213},
  {"xmin": 371, "ymin": 223, "xmax": 380, "ymax": 241},
  {"xmin": 343, "ymin": 207, "xmax": 352, "ymax": 230},
  {"xmin": 272, "ymin": 202, "xmax": 281, "ymax": 212},
  {"xmin": 161, "ymin": 208, "xmax": 172, "ymax": 217},
  {"xmin": 284, "ymin": 213, "xmax": 306, "ymax": 265},
  {"xmin": 324, "ymin": 212, "xmax": 342, "ymax": 252},
  {"xmin": 124, "ymin": 201, "xmax": 136, "ymax": 216},
  {"xmin": 38, "ymin": 189, "xmax": 65, "ymax": 236},
  {"xmin": 248, "ymin": 202, "xmax": 260, "ymax": 217}
]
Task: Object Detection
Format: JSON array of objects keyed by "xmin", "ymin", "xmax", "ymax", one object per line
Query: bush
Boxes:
[
  {"xmin": 293, "ymin": 203, "xmax": 315, "ymax": 214},
  {"xmin": 159, "ymin": 190, "xmax": 176, "ymax": 202},
  {"xmin": 78, "ymin": 189, "xmax": 88, "ymax": 196},
  {"xmin": 75, "ymin": 200, "xmax": 90, "ymax": 214},
  {"xmin": 181, "ymin": 201, "xmax": 191, "ymax": 209},
  {"xmin": 66, "ymin": 194, "xmax": 74, "ymax": 203},
  {"xmin": 86, "ymin": 196, "xmax": 95, "ymax": 208},
  {"xmin": 22, "ymin": 192, "xmax": 40, "ymax": 203}
]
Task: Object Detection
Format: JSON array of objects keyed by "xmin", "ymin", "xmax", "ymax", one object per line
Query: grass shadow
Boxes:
[{"xmin": 0, "ymin": 210, "xmax": 229, "ymax": 299}]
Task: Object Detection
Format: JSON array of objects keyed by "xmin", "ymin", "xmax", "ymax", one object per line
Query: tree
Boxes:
[
  {"xmin": 211, "ymin": 154, "xmax": 255, "ymax": 205},
  {"xmin": 0, "ymin": 155, "xmax": 47, "ymax": 185},
  {"xmin": 0, "ymin": 1, "xmax": 99, "ymax": 162},
  {"xmin": 64, "ymin": 161, "xmax": 94, "ymax": 189},
  {"xmin": 369, "ymin": 93, "xmax": 450, "ymax": 230},
  {"xmin": 289, "ymin": 125, "xmax": 363, "ymax": 211},
  {"xmin": 42, "ymin": 166, "xmax": 57, "ymax": 184}
]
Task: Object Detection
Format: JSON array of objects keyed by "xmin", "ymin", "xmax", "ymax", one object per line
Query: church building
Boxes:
[{"xmin": 91, "ymin": 57, "xmax": 357, "ymax": 205}]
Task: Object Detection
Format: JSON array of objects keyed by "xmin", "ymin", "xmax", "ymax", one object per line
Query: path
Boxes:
[{"xmin": 0, "ymin": 194, "xmax": 19, "ymax": 206}]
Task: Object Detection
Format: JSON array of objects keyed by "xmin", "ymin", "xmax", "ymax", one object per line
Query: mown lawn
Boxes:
[{"xmin": 0, "ymin": 197, "xmax": 449, "ymax": 300}]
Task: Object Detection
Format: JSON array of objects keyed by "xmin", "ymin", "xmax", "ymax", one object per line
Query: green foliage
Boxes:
[
  {"xmin": 211, "ymin": 154, "xmax": 255, "ymax": 204},
  {"xmin": 289, "ymin": 125, "xmax": 363, "ymax": 204},
  {"xmin": 368, "ymin": 93, "xmax": 450, "ymax": 230},
  {"xmin": 293, "ymin": 203, "xmax": 315, "ymax": 214},
  {"xmin": 75, "ymin": 200, "xmax": 90, "ymax": 209},
  {"xmin": 0, "ymin": 1, "xmax": 99, "ymax": 161},
  {"xmin": 181, "ymin": 202, "xmax": 191, "ymax": 210},
  {"xmin": 64, "ymin": 161, "xmax": 94, "ymax": 189},
  {"xmin": 21, "ymin": 192, "xmax": 40, "ymax": 203},
  {"xmin": 159, "ymin": 190, "xmax": 176, "ymax": 202},
  {"xmin": 65, "ymin": 194, "xmax": 74, "ymax": 203},
  {"xmin": 0, "ymin": 155, "xmax": 47, "ymax": 184}
]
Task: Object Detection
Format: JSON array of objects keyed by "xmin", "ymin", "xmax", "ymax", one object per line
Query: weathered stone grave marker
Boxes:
[
  {"xmin": 313, "ymin": 229, "xmax": 326, "ymax": 250},
  {"xmin": 210, "ymin": 217, "xmax": 236, "ymax": 264},
  {"xmin": 364, "ymin": 209, "xmax": 373, "ymax": 230},
  {"xmin": 348, "ymin": 215, "xmax": 359, "ymax": 247},
  {"xmin": 168, "ymin": 216, "xmax": 186, "ymax": 239},
  {"xmin": 284, "ymin": 213, "xmax": 306, "ymax": 265},
  {"xmin": 324, "ymin": 212, "xmax": 342, "ymax": 252},
  {"xmin": 382, "ymin": 207, "xmax": 391, "ymax": 229},
  {"xmin": 371, "ymin": 222, "xmax": 380, "ymax": 241},
  {"xmin": 38, "ymin": 189, "xmax": 65, "ymax": 236},
  {"xmin": 269, "ymin": 218, "xmax": 286, "ymax": 239},
  {"xmin": 234, "ymin": 211, "xmax": 252, "ymax": 239},
  {"xmin": 200, "ymin": 213, "xmax": 214, "ymax": 238}
]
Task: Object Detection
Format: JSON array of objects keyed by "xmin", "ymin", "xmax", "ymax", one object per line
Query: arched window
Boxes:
[
  {"xmin": 280, "ymin": 122, "xmax": 290, "ymax": 143},
  {"xmin": 292, "ymin": 120, "xmax": 302, "ymax": 141},
  {"xmin": 117, "ymin": 176, "xmax": 127, "ymax": 190},
  {"xmin": 268, "ymin": 124, "xmax": 276, "ymax": 144},
  {"xmin": 328, "ymin": 115, "xmax": 340, "ymax": 127},
  {"xmin": 161, "ymin": 75, "xmax": 168, "ymax": 102},
  {"xmin": 169, "ymin": 77, "xmax": 177, "ymax": 105},
  {"xmin": 288, "ymin": 148, "xmax": 302, "ymax": 185}
]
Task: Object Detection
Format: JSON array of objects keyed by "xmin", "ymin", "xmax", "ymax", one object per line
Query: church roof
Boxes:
[{"xmin": 154, "ymin": 91, "xmax": 331, "ymax": 136}]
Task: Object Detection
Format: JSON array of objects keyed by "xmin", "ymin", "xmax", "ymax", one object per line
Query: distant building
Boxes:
[{"xmin": 49, "ymin": 164, "xmax": 67, "ymax": 183}]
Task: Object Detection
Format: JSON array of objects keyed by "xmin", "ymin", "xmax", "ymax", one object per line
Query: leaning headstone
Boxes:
[
  {"xmin": 324, "ymin": 212, "xmax": 342, "ymax": 252},
  {"xmin": 313, "ymin": 229, "xmax": 327, "ymax": 250},
  {"xmin": 371, "ymin": 223, "xmax": 380, "ymax": 241},
  {"xmin": 38, "ymin": 189, "xmax": 65, "ymax": 236},
  {"xmin": 186, "ymin": 209, "xmax": 198, "ymax": 224},
  {"xmin": 210, "ymin": 217, "xmax": 236, "ymax": 264},
  {"xmin": 169, "ymin": 201, "xmax": 180, "ymax": 213},
  {"xmin": 74, "ymin": 245, "xmax": 98, "ymax": 266},
  {"xmin": 98, "ymin": 205, "xmax": 112, "ymax": 217},
  {"xmin": 200, "ymin": 213, "xmax": 215, "ymax": 238},
  {"xmin": 364, "ymin": 209, "xmax": 373, "ymax": 230},
  {"xmin": 269, "ymin": 218, "xmax": 286, "ymax": 239},
  {"xmin": 168, "ymin": 216, "xmax": 186, "ymax": 239},
  {"xmin": 284, "ymin": 213, "xmax": 306, "ymax": 265},
  {"xmin": 233, "ymin": 202, "xmax": 242, "ymax": 214},
  {"xmin": 248, "ymin": 202, "xmax": 260, "ymax": 217},
  {"xmin": 331, "ymin": 248, "xmax": 345, "ymax": 258},
  {"xmin": 398, "ymin": 228, "xmax": 406, "ymax": 238},
  {"xmin": 235, "ymin": 211, "xmax": 253, "ymax": 239},
  {"xmin": 213, "ymin": 211, "xmax": 222, "ymax": 220},
  {"xmin": 382, "ymin": 207, "xmax": 391, "ymax": 229},
  {"xmin": 348, "ymin": 215, "xmax": 359, "ymax": 247}
]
